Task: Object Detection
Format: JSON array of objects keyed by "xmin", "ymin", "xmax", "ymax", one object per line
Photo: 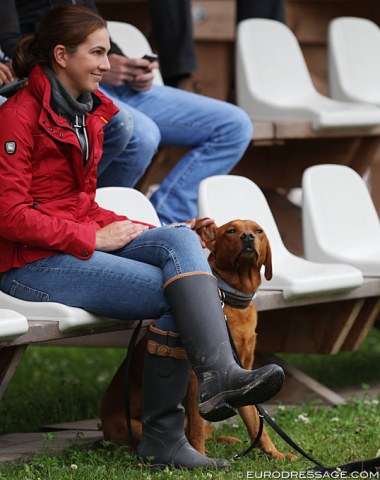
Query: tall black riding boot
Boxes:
[
  {"xmin": 164, "ymin": 272, "xmax": 285, "ymax": 422},
  {"xmin": 137, "ymin": 324, "xmax": 230, "ymax": 470}
]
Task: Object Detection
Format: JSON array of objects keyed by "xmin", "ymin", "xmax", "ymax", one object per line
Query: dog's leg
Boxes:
[
  {"xmin": 238, "ymin": 405, "xmax": 297, "ymax": 460},
  {"xmin": 100, "ymin": 333, "xmax": 147, "ymax": 449},
  {"xmin": 238, "ymin": 332, "xmax": 297, "ymax": 460},
  {"xmin": 183, "ymin": 370, "xmax": 207, "ymax": 455}
]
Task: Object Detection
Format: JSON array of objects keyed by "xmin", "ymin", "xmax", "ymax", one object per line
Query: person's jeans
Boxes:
[
  {"xmin": 0, "ymin": 226, "xmax": 210, "ymax": 332},
  {"xmin": 97, "ymin": 102, "xmax": 133, "ymax": 183},
  {"xmin": 100, "ymin": 84, "xmax": 253, "ymax": 224}
]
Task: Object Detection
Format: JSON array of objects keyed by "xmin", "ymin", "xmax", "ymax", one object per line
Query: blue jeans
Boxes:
[
  {"xmin": 97, "ymin": 104, "xmax": 133, "ymax": 183},
  {"xmin": 100, "ymin": 84, "xmax": 253, "ymax": 224},
  {"xmin": 0, "ymin": 226, "xmax": 210, "ymax": 332}
]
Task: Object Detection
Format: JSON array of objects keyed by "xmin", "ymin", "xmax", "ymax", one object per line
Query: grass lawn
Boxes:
[{"xmin": 0, "ymin": 328, "xmax": 379, "ymax": 479}]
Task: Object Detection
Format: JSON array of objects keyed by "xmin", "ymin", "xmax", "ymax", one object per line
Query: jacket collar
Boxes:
[{"xmin": 27, "ymin": 64, "xmax": 119, "ymax": 125}]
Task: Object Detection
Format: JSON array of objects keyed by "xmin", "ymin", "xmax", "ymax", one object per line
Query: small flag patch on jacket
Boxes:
[{"xmin": 4, "ymin": 141, "xmax": 16, "ymax": 155}]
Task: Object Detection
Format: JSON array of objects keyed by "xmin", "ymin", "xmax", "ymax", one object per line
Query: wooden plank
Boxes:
[
  {"xmin": 341, "ymin": 297, "xmax": 380, "ymax": 351},
  {"xmin": 41, "ymin": 419, "xmax": 100, "ymax": 432},
  {"xmin": 286, "ymin": 0, "xmax": 380, "ymax": 46},
  {"xmin": 255, "ymin": 278, "xmax": 380, "ymax": 312},
  {"xmin": 0, "ymin": 346, "xmax": 27, "ymax": 401},
  {"xmin": 255, "ymin": 299, "xmax": 363, "ymax": 354},
  {"xmin": 275, "ymin": 122, "xmax": 380, "ymax": 140},
  {"xmin": 192, "ymin": 1, "xmax": 235, "ymax": 41},
  {"xmin": 193, "ymin": 42, "xmax": 233, "ymax": 100},
  {"xmin": 253, "ymin": 122, "xmax": 275, "ymax": 141},
  {"xmin": 370, "ymin": 156, "xmax": 380, "ymax": 214},
  {"xmin": 0, "ymin": 280, "xmax": 378, "ymax": 350},
  {"xmin": 0, "ymin": 430, "xmax": 103, "ymax": 464},
  {"xmin": 0, "ymin": 319, "xmax": 152, "ymax": 348},
  {"xmin": 256, "ymin": 353, "xmax": 346, "ymax": 405}
]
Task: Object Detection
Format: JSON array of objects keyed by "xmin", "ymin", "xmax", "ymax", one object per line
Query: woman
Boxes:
[{"xmin": 0, "ymin": 5, "xmax": 284, "ymax": 470}]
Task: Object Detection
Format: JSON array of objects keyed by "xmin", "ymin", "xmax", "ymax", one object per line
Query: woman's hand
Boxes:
[
  {"xmin": 95, "ymin": 220, "xmax": 149, "ymax": 251},
  {"xmin": 187, "ymin": 217, "xmax": 216, "ymax": 248}
]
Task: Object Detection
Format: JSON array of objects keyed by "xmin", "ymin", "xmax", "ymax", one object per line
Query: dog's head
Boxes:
[{"xmin": 195, "ymin": 218, "xmax": 272, "ymax": 294}]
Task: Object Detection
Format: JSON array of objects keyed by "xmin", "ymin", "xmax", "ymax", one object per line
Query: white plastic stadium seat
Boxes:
[
  {"xmin": 302, "ymin": 164, "xmax": 380, "ymax": 276},
  {"xmin": 0, "ymin": 188, "xmax": 160, "ymax": 332},
  {"xmin": 198, "ymin": 175, "xmax": 363, "ymax": 300},
  {"xmin": 328, "ymin": 17, "xmax": 380, "ymax": 105},
  {"xmin": 236, "ymin": 19, "xmax": 380, "ymax": 129},
  {"xmin": 107, "ymin": 21, "xmax": 163, "ymax": 85},
  {"xmin": 0, "ymin": 294, "xmax": 107, "ymax": 332},
  {"xmin": 0, "ymin": 309, "xmax": 28, "ymax": 341},
  {"xmin": 95, "ymin": 186, "xmax": 161, "ymax": 226}
]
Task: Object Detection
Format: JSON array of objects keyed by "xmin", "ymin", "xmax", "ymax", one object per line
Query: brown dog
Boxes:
[{"xmin": 100, "ymin": 219, "xmax": 296, "ymax": 460}]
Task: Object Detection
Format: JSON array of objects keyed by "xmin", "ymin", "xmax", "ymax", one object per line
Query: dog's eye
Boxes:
[
  {"xmin": 226, "ymin": 229, "xmax": 236, "ymax": 234},
  {"xmin": 256, "ymin": 229, "xmax": 263, "ymax": 234}
]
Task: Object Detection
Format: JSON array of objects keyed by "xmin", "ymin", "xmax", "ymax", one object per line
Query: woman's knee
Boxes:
[
  {"xmin": 161, "ymin": 225, "xmax": 201, "ymax": 247},
  {"xmin": 160, "ymin": 226, "xmax": 209, "ymax": 270}
]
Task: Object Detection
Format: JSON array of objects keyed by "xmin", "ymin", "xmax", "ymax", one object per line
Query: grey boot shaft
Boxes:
[
  {"xmin": 138, "ymin": 324, "xmax": 230, "ymax": 470},
  {"xmin": 164, "ymin": 273, "xmax": 285, "ymax": 422}
]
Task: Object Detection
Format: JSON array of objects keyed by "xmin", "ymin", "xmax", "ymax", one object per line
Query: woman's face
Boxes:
[{"xmin": 54, "ymin": 27, "xmax": 111, "ymax": 98}]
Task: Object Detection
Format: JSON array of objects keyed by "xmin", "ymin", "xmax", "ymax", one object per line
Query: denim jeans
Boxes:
[
  {"xmin": 97, "ymin": 104, "xmax": 133, "ymax": 182},
  {"xmin": 0, "ymin": 226, "xmax": 210, "ymax": 332},
  {"xmin": 100, "ymin": 84, "xmax": 253, "ymax": 224}
]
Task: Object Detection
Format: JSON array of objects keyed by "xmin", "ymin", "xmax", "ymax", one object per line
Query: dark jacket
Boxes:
[{"xmin": 0, "ymin": 0, "xmax": 124, "ymax": 58}]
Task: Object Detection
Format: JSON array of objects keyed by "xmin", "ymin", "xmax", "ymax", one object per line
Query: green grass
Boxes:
[{"xmin": 0, "ymin": 329, "xmax": 379, "ymax": 479}]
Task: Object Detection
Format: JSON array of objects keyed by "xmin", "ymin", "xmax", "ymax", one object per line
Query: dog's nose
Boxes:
[{"xmin": 240, "ymin": 232, "xmax": 255, "ymax": 243}]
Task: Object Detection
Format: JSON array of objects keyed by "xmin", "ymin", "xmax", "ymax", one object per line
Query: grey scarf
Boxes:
[{"xmin": 44, "ymin": 66, "xmax": 93, "ymax": 165}]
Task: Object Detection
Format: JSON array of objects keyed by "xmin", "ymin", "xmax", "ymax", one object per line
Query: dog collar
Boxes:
[{"xmin": 212, "ymin": 270, "xmax": 255, "ymax": 309}]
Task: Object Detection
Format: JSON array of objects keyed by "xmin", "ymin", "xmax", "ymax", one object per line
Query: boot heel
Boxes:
[{"xmin": 199, "ymin": 398, "xmax": 237, "ymax": 422}]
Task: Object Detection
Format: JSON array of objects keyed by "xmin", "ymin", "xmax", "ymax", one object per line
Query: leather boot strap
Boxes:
[{"xmin": 147, "ymin": 339, "xmax": 188, "ymax": 360}]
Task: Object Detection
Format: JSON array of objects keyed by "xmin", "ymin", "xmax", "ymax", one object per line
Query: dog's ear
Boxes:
[
  {"xmin": 263, "ymin": 239, "xmax": 273, "ymax": 281},
  {"xmin": 195, "ymin": 219, "xmax": 218, "ymax": 252}
]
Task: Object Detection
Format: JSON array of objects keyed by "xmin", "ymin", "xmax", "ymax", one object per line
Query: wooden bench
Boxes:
[{"xmin": 2, "ymin": 277, "xmax": 380, "ymax": 408}]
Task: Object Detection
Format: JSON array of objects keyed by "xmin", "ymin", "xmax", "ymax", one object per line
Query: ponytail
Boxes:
[{"xmin": 13, "ymin": 35, "xmax": 45, "ymax": 78}]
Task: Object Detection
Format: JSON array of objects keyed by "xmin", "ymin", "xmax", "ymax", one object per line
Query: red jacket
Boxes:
[{"xmin": 0, "ymin": 65, "xmax": 150, "ymax": 272}]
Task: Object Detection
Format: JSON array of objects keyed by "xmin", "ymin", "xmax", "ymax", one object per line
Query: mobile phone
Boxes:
[
  {"xmin": 142, "ymin": 53, "xmax": 158, "ymax": 63},
  {"xmin": 0, "ymin": 78, "xmax": 27, "ymax": 96}
]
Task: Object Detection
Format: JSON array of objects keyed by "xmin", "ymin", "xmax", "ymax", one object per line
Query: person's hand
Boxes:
[
  {"xmin": 101, "ymin": 54, "xmax": 158, "ymax": 92},
  {"xmin": 168, "ymin": 217, "xmax": 215, "ymax": 248},
  {"xmin": 0, "ymin": 63, "xmax": 15, "ymax": 86},
  {"xmin": 95, "ymin": 220, "xmax": 149, "ymax": 251}
]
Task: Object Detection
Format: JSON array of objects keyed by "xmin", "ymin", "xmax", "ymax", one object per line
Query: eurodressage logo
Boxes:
[{"xmin": 4, "ymin": 141, "xmax": 17, "ymax": 155}]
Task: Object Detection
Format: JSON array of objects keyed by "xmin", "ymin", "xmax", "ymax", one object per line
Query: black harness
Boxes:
[{"xmin": 213, "ymin": 269, "xmax": 255, "ymax": 309}]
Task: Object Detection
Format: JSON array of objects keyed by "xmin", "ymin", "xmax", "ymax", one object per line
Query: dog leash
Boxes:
[
  {"xmin": 121, "ymin": 315, "xmax": 380, "ymax": 474},
  {"xmin": 225, "ymin": 317, "xmax": 325, "ymax": 465},
  {"xmin": 224, "ymin": 318, "xmax": 380, "ymax": 475}
]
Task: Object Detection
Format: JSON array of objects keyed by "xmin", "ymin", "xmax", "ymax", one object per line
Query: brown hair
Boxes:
[{"xmin": 13, "ymin": 4, "xmax": 107, "ymax": 78}]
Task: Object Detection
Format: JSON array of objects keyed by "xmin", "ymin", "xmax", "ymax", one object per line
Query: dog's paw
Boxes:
[
  {"xmin": 214, "ymin": 435, "xmax": 242, "ymax": 444},
  {"xmin": 264, "ymin": 450, "xmax": 298, "ymax": 461}
]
